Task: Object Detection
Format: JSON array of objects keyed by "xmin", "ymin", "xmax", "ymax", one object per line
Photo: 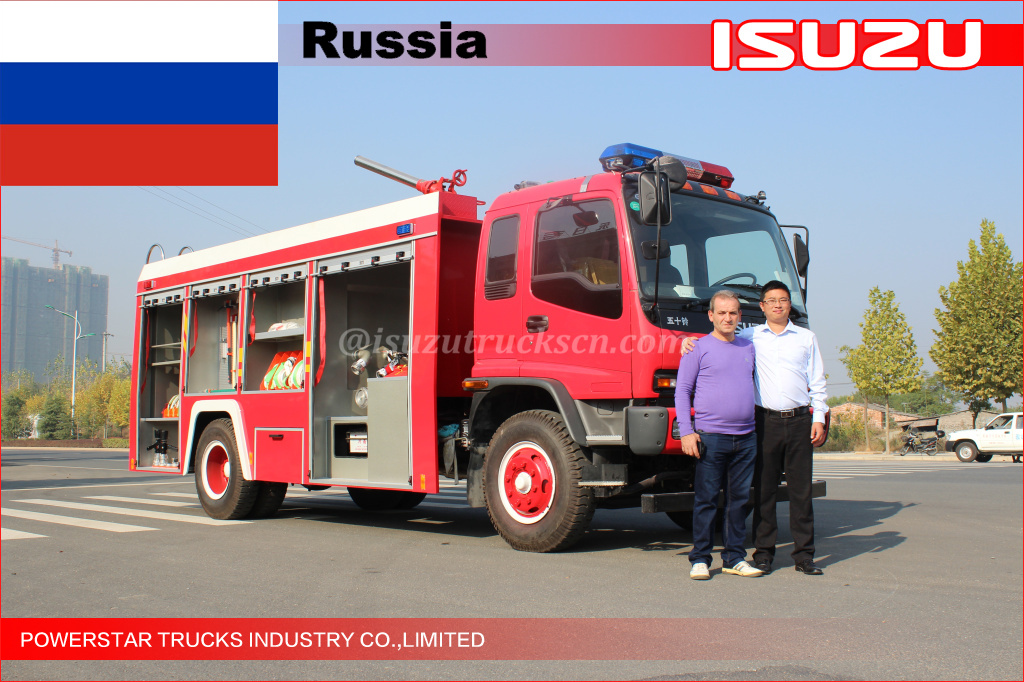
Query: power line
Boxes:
[
  {"xmin": 135, "ymin": 187, "xmax": 257, "ymax": 238},
  {"xmin": 174, "ymin": 187, "xmax": 268, "ymax": 234}
]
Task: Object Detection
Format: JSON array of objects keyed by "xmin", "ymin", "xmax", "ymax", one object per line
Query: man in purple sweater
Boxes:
[{"xmin": 675, "ymin": 290, "xmax": 763, "ymax": 580}]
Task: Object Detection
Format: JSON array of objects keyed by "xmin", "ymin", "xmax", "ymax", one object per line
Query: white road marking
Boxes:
[
  {"xmin": 1, "ymin": 480, "xmax": 188, "ymax": 493},
  {"xmin": 86, "ymin": 496, "xmax": 198, "ymax": 508},
  {"xmin": 1, "ymin": 528, "xmax": 47, "ymax": 540},
  {"xmin": 1, "ymin": 508, "xmax": 156, "ymax": 532},
  {"xmin": 17, "ymin": 500, "xmax": 250, "ymax": 526}
]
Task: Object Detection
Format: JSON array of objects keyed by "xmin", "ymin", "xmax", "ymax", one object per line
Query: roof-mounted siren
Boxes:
[
  {"xmin": 599, "ymin": 143, "xmax": 735, "ymax": 189},
  {"xmin": 599, "ymin": 143, "xmax": 663, "ymax": 171}
]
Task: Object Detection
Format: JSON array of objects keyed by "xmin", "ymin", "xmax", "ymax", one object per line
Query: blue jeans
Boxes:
[{"xmin": 688, "ymin": 431, "xmax": 757, "ymax": 568}]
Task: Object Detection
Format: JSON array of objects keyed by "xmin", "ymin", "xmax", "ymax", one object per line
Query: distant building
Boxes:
[
  {"xmin": 830, "ymin": 402, "xmax": 1002, "ymax": 433},
  {"xmin": 1, "ymin": 257, "xmax": 109, "ymax": 381},
  {"xmin": 830, "ymin": 402, "xmax": 920, "ymax": 428},
  {"xmin": 933, "ymin": 409, "xmax": 1001, "ymax": 432}
]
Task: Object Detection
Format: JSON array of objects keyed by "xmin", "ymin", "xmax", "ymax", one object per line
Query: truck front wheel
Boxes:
[
  {"xmin": 195, "ymin": 419, "xmax": 258, "ymax": 519},
  {"xmin": 483, "ymin": 410, "xmax": 595, "ymax": 552},
  {"xmin": 955, "ymin": 442, "xmax": 979, "ymax": 463}
]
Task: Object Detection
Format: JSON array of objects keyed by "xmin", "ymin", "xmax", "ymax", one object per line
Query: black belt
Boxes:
[{"xmin": 757, "ymin": 405, "xmax": 811, "ymax": 418}]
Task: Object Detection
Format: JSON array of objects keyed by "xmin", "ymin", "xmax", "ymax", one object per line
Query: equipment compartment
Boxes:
[
  {"xmin": 186, "ymin": 289, "xmax": 240, "ymax": 394},
  {"xmin": 243, "ymin": 279, "xmax": 307, "ymax": 392}
]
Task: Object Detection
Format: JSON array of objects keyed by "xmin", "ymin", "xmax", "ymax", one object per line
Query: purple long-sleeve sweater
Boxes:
[{"xmin": 674, "ymin": 334, "xmax": 756, "ymax": 437}]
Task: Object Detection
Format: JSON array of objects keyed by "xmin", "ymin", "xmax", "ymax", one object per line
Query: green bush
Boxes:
[{"xmin": 102, "ymin": 438, "xmax": 130, "ymax": 448}]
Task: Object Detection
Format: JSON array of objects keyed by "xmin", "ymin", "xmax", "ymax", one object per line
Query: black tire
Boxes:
[
  {"xmin": 975, "ymin": 453, "xmax": 993, "ymax": 463},
  {"xmin": 194, "ymin": 419, "xmax": 258, "ymax": 519},
  {"xmin": 347, "ymin": 487, "xmax": 426, "ymax": 511},
  {"xmin": 1013, "ymin": 455, "xmax": 1022, "ymax": 464},
  {"xmin": 248, "ymin": 482, "xmax": 288, "ymax": 518},
  {"xmin": 483, "ymin": 410, "xmax": 595, "ymax": 552},
  {"xmin": 955, "ymin": 441, "xmax": 979, "ymax": 463}
]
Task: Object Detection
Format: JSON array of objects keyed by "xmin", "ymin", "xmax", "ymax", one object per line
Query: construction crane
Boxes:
[{"xmin": 1, "ymin": 236, "xmax": 72, "ymax": 269}]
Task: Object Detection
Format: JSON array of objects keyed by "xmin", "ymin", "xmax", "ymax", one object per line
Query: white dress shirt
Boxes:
[{"xmin": 739, "ymin": 321, "xmax": 829, "ymax": 424}]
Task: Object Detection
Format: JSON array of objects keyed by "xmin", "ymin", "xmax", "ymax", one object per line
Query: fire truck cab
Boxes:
[{"xmin": 130, "ymin": 143, "xmax": 823, "ymax": 551}]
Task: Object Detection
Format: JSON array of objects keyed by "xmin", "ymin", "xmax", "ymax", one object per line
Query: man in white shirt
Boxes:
[
  {"xmin": 746, "ymin": 281, "xmax": 828, "ymax": 576},
  {"xmin": 680, "ymin": 280, "xmax": 828, "ymax": 575}
]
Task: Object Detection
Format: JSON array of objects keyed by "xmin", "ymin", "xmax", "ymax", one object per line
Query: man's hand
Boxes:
[
  {"xmin": 679, "ymin": 336, "xmax": 697, "ymax": 355},
  {"xmin": 681, "ymin": 432, "xmax": 702, "ymax": 458},
  {"xmin": 810, "ymin": 422, "xmax": 826, "ymax": 447}
]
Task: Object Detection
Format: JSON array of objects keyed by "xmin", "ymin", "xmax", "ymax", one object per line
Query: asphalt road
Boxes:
[{"xmin": 2, "ymin": 447, "xmax": 1021, "ymax": 681}]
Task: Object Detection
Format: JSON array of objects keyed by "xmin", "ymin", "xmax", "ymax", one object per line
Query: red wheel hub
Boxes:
[
  {"xmin": 204, "ymin": 444, "xmax": 230, "ymax": 497},
  {"xmin": 500, "ymin": 444, "xmax": 554, "ymax": 521}
]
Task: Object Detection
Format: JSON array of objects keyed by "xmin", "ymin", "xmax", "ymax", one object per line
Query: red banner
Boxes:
[{"xmin": 3, "ymin": 617, "xmax": 890, "ymax": 661}]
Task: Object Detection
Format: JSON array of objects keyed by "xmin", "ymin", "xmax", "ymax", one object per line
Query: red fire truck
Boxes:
[{"xmin": 130, "ymin": 143, "xmax": 825, "ymax": 551}]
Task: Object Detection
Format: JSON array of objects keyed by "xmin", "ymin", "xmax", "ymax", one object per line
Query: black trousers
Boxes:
[{"xmin": 752, "ymin": 410, "xmax": 815, "ymax": 565}]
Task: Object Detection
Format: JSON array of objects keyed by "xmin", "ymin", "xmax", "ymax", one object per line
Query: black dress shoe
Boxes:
[
  {"xmin": 794, "ymin": 560, "xmax": 823, "ymax": 575},
  {"xmin": 753, "ymin": 560, "xmax": 772, "ymax": 575}
]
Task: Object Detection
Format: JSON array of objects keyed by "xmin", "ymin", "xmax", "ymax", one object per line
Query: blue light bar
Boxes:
[
  {"xmin": 396, "ymin": 223, "xmax": 413, "ymax": 236},
  {"xmin": 599, "ymin": 143, "xmax": 663, "ymax": 171}
]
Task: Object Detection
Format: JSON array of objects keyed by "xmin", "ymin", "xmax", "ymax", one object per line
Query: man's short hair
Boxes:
[
  {"xmin": 760, "ymin": 280, "xmax": 791, "ymax": 302},
  {"xmin": 710, "ymin": 289, "xmax": 741, "ymax": 312}
]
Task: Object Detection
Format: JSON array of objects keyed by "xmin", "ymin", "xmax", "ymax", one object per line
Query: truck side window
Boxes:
[
  {"xmin": 484, "ymin": 215, "xmax": 520, "ymax": 296},
  {"xmin": 532, "ymin": 198, "xmax": 622, "ymax": 319},
  {"xmin": 1016, "ymin": 416, "xmax": 1022, "ymax": 430}
]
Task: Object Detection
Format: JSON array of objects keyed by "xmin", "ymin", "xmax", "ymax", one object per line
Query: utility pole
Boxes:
[
  {"xmin": 45, "ymin": 306, "xmax": 95, "ymax": 437},
  {"xmin": 101, "ymin": 332, "xmax": 114, "ymax": 373}
]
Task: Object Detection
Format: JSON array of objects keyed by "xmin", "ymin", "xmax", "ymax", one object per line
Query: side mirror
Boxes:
[
  {"xmin": 793, "ymin": 234, "xmax": 810, "ymax": 278},
  {"xmin": 638, "ymin": 171, "xmax": 671, "ymax": 226},
  {"xmin": 641, "ymin": 240, "xmax": 670, "ymax": 260}
]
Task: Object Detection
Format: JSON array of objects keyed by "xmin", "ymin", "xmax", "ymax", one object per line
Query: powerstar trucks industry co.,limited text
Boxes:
[{"xmin": 129, "ymin": 143, "xmax": 826, "ymax": 552}]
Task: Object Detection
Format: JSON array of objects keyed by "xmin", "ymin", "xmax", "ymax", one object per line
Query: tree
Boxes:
[
  {"xmin": 889, "ymin": 372, "xmax": 957, "ymax": 417},
  {"xmin": 108, "ymin": 377, "xmax": 132, "ymax": 432},
  {"xmin": 37, "ymin": 394, "xmax": 73, "ymax": 440},
  {"xmin": 76, "ymin": 371, "xmax": 118, "ymax": 438},
  {"xmin": 2, "ymin": 394, "xmax": 30, "ymax": 440},
  {"xmin": 841, "ymin": 287, "xmax": 923, "ymax": 453},
  {"xmin": 931, "ymin": 219, "xmax": 1024, "ymax": 426}
]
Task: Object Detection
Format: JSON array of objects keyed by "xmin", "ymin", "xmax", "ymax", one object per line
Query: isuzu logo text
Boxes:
[{"xmin": 712, "ymin": 20, "xmax": 982, "ymax": 70}]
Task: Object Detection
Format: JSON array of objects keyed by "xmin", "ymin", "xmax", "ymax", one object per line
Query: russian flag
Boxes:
[{"xmin": 0, "ymin": 1, "xmax": 278, "ymax": 186}]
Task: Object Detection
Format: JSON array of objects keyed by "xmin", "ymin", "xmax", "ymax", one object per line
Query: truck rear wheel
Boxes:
[
  {"xmin": 195, "ymin": 419, "xmax": 258, "ymax": 519},
  {"xmin": 955, "ymin": 442, "xmax": 979, "ymax": 463},
  {"xmin": 483, "ymin": 410, "xmax": 595, "ymax": 552},
  {"xmin": 248, "ymin": 482, "xmax": 288, "ymax": 518},
  {"xmin": 347, "ymin": 487, "xmax": 426, "ymax": 511}
]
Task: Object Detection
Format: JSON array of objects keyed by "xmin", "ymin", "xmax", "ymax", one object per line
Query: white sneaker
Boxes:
[
  {"xmin": 689, "ymin": 562, "xmax": 711, "ymax": 580},
  {"xmin": 722, "ymin": 560, "xmax": 764, "ymax": 577}
]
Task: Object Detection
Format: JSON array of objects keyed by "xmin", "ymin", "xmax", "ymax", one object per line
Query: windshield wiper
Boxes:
[
  {"xmin": 723, "ymin": 283, "xmax": 762, "ymax": 298},
  {"xmin": 679, "ymin": 297, "xmax": 711, "ymax": 311}
]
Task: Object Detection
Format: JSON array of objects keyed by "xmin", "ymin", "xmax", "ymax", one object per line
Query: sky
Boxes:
[{"xmin": 1, "ymin": 1, "xmax": 1022, "ymax": 398}]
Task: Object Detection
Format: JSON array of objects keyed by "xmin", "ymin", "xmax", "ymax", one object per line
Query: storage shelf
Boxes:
[{"xmin": 253, "ymin": 328, "xmax": 304, "ymax": 341}]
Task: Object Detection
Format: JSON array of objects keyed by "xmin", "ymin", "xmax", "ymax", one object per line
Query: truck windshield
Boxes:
[{"xmin": 627, "ymin": 192, "xmax": 807, "ymax": 314}]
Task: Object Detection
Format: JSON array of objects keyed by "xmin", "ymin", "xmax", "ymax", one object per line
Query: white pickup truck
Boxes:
[{"xmin": 944, "ymin": 412, "xmax": 1023, "ymax": 463}]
